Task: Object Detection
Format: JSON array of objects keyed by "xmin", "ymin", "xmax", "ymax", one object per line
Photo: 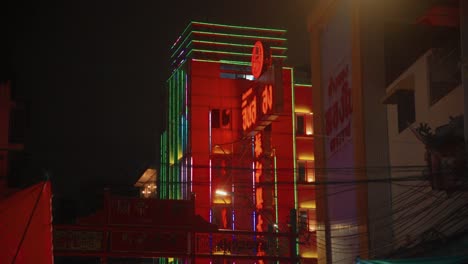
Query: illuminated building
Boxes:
[
  {"xmin": 159, "ymin": 21, "xmax": 316, "ymax": 262},
  {"xmin": 134, "ymin": 168, "xmax": 157, "ymax": 198}
]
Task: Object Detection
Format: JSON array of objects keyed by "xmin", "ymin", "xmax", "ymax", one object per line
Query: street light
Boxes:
[{"xmin": 215, "ymin": 189, "xmax": 229, "ymax": 196}]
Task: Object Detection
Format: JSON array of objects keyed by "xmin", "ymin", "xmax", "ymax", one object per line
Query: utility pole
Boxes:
[{"xmin": 289, "ymin": 208, "xmax": 299, "ymax": 264}]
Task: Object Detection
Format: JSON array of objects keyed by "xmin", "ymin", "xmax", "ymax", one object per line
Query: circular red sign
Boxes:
[{"xmin": 251, "ymin": 41, "xmax": 271, "ymax": 79}]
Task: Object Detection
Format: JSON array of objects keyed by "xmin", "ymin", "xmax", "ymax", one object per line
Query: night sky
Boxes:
[{"xmin": 2, "ymin": 0, "xmax": 314, "ymax": 207}]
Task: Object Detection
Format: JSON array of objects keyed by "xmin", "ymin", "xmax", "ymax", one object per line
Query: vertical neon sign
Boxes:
[
  {"xmin": 254, "ymin": 132, "xmax": 264, "ymax": 232},
  {"xmin": 254, "ymin": 132, "xmax": 266, "ymax": 261}
]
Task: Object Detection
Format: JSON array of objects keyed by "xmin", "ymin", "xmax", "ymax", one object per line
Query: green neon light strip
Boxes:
[
  {"xmin": 164, "ymin": 133, "xmax": 167, "ymax": 198},
  {"xmin": 171, "ymin": 33, "xmax": 192, "ymax": 60},
  {"xmin": 295, "ymin": 83, "xmax": 312, "ymax": 87},
  {"xmin": 192, "ymin": 40, "xmax": 287, "ymax": 50},
  {"xmin": 190, "ymin": 49, "xmax": 286, "ymax": 58},
  {"xmin": 290, "ymin": 68, "xmax": 298, "ymax": 208},
  {"xmin": 192, "ymin": 58, "xmax": 251, "ymax": 66},
  {"xmin": 164, "ymin": 137, "xmax": 168, "ymax": 197},
  {"xmin": 179, "ymin": 70, "xmax": 182, "ymax": 199},
  {"xmin": 192, "ymin": 21, "xmax": 286, "ymax": 33},
  {"xmin": 172, "ymin": 72, "xmax": 178, "ymax": 199},
  {"xmin": 172, "ymin": 21, "xmax": 286, "ymax": 50},
  {"xmin": 169, "ymin": 76, "xmax": 173, "ymax": 198},
  {"xmin": 172, "ymin": 30, "xmax": 287, "ymax": 59},
  {"xmin": 172, "ymin": 59, "xmax": 189, "ymax": 75},
  {"xmin": 171, "ymin": 22, "xmax": 193, "ymax": 50},
  {"xmin": 160, "ymin": 133, "xmax": 165, "ymax": 198},
  {"xmin": 290, "ymin": 67, "xmax": 299, "ymax": 256},
  {"xmin": 171, "ymin": 39, "xmax": 287, "ymax": 59},
  {"xmin": 192, "ymin": 31, "xmax": 287, "ymax": 41},
  {"xmin": 177, "ymin": 70, "xmax": 182, "ymax": 199}
]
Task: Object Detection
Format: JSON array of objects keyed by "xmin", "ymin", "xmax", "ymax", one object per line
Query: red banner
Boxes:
[{"xmin": 0, "ymin": 181, "xmax": 53, "ymax": 264}]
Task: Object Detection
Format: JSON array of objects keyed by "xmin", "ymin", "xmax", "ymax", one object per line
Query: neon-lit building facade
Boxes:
[{"xmin": 160, "ymin": 21, "xmax": 316, "ymax": 262}]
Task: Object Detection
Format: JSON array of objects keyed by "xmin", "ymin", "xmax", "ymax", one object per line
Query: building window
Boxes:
[
  {"xmin": 220, "ymin": 72, "xmax": 254, "ymax": 80},
  {"xmin": 212, "ymin": 205, "xmax": 232, "ymax": 230},
  {"xmin": 382, "ymin": 74, "xmax": 416, "ymax": 133},
  {"xmin": 297, "ymin": 160, "xmax": 315, "ymax": 183},
  {"xmin": 296, "ymin": 115, "xmax": 305, "ymax": 135},
  {"xmin": 0, "ymin": 154, "xmax": 5, "ymax": 180},
  {"xmin": 397, "ymin": 91, "xmax": 415, "ymax": 133},
  {"xmin": 428, "ymin": 44, "xmax": 461, "ymax": 105},
  {"xmin": 220, "ymin": 64, "xmax": 251, "ymax": 73},
  {"xmin": 212, "ymin": 156, "xmax": 231, "ymax": 178},
  {"xmin": 298, "ymin": 210, "xmax": 309, "ymax": 233},
  {"xmin": 211, "ymin": 108, "xmax": 231, "ymax": 129},
  {"xmin": 221, "ymin": 109, "xmax": 231, "ymax": 128},
  {"xmin": 211, "ymin": 109, "xmax": 220, "ymax": 128},
  {"xmin": 9, "ymin": 107, "xmax": 26, "ymax": 144},
  {"xmin": 296, "ymin": 113, "xmax": 313, "ymax": 136}
]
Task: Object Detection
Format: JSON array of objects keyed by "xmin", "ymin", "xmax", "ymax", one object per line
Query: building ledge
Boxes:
[{"xmin": 382, "ymin": 74, "xmax": 415, "ymax": 104}]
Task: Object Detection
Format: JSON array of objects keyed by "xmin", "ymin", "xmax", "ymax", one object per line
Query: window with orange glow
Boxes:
[
  {"xmin": 212, "ymin": 205, "xmax": 232, "ymax": 230},
  {"xmin": 298, "ymin": 210, "xmax": 309, "ymax": 233},
  {"xmin": 299, "ymin": 209, "xmax": 316, "ymax": 232},
  {"xmin": 297, "ymin": 160, "xmax": 315, "ymax": 183},
  {"xmin": 296, "ymin": 113, "xmax": 313, "ymax": 136}
]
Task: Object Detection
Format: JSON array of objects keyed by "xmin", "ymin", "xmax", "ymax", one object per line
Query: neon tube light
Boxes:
[
  {"xmin": 192, "ymin": 21, "xmax": 286, "ymax": 33},
  {"xmin": 173, "ymin": 27, "xmax": 287, "ymax": 59},
  {"xmin": 171, "ymin": 33, "xmax": 193, "ymax": 59},
  {"xmin": 290, "ymin": 67, "xmax": 299, "ymax": 256},
  {"xmin": 192, "ymin": 40, "xmax": 287, "ymax": 50},
  {"xmin": 232, "ymin": 175, "xmax": 235, "ymax": 230},
  {"xmin": 192, "ymin": 58, "xmax": 252, "ymax": 66},
  {"xmin": 171, "ymin": 40, "xmax": 287, "ymax": 60},
  {"xmin": 290, "ymin": 67, "xmax": 298, "ymax": 208},
  {"xmin": 190, "ymin": 157, "xmax": 193, "ymax": 193},
  {"xmin": 274, "ymin": 151, "xmax": 278, "ymax": 229},
  {"xmin": 191, "ymin": 49, "xmax": 287, "ymax": 58},
  {"xmin": 295, "ymin": 83, "xmax": 312, "ymax": 87},
  {"xmin": 171, "ymin": 22, "xmax": 193, "ymax": 50},
  {"xmin": 192, "ymin": 31, "xmax": 287, "ymax": 41},
  {"xmin": 252, "ymin": 136, "xmax": 256, "ymax": 231},
  {"xmin": 209, "ymin": 159, "xmax": 213, "ymax": 223}
]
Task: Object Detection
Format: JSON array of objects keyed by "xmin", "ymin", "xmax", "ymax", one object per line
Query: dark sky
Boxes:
[{"xmin": 2, "ymin": 0, "xmax": 314, "ymax": 200}]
